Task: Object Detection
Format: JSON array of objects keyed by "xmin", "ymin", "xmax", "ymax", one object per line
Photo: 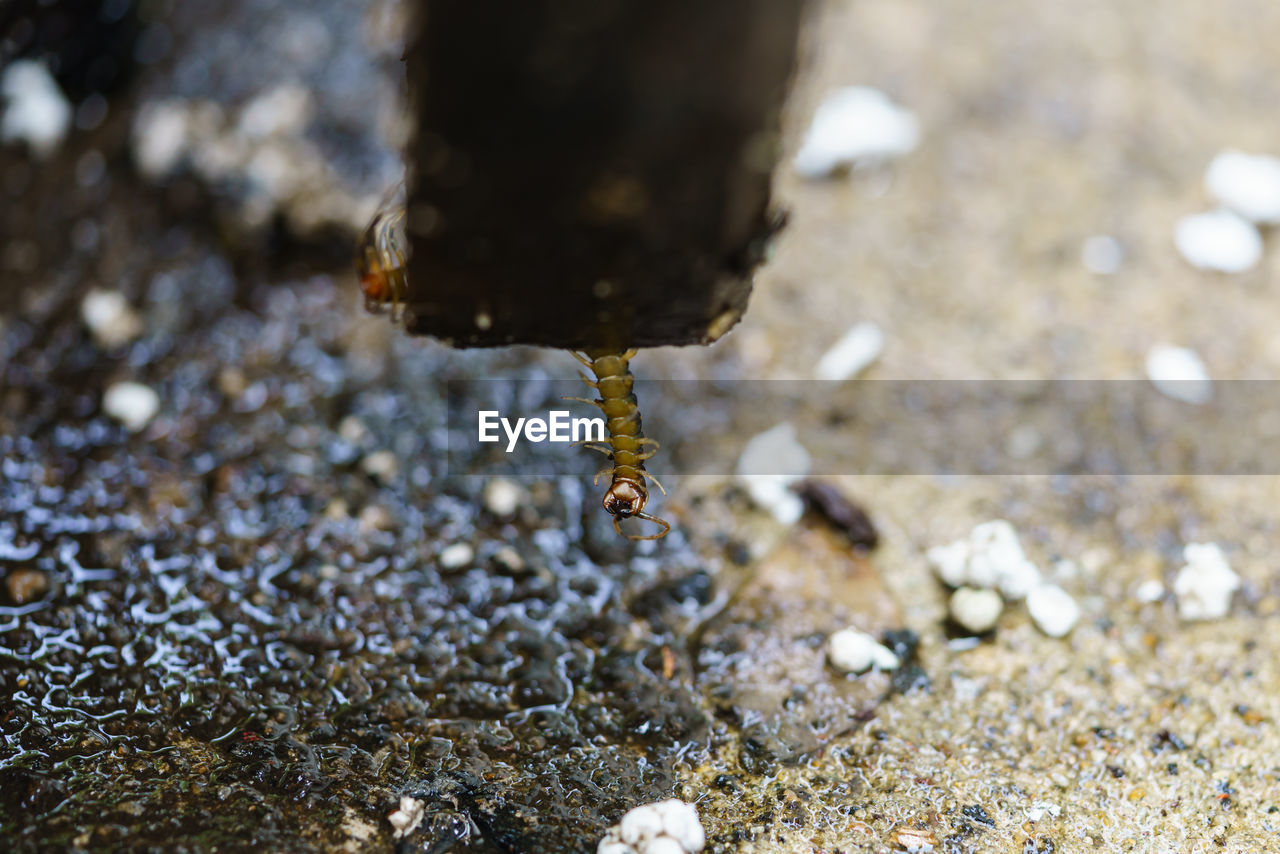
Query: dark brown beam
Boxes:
[{"xmin": 402, "ymin": 0, "xmax": 805, "ymax": 350}]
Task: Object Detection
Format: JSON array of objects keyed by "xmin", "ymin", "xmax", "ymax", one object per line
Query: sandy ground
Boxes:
[{"xmin": 663, "ymin": 1, "xmax": 1280, "ymax": 851}]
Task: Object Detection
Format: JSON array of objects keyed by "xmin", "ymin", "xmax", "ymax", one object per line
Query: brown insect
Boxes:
[
  {"xmin": 355, "ymin": 197, "xmax": 408, "ymax": 320},
  {"xmin": 568, "ymin": 349, "xmax": 670, "ymax": 541}
]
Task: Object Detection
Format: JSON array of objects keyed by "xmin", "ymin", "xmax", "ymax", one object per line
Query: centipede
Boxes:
[
  {"xmin": 569, "ymin": 349, "xmax": 670, "ymax": 541},
  {"xmin": 355, "ymin": 195, "xmax": 408, "ymax": 320}
]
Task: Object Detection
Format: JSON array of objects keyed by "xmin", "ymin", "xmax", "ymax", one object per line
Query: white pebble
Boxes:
[
  {"xmin": 929, "ymin": 520, "xmax": 1042, "ymax": 600},
  {"xmin": 1026, "ymin": 802, "xmax": 1062, "ymax": 822},
  {"xmin": 1081, "ymin": 235, "xmax": 1124, "ymax": 275},
  {"xmin": 81, "ymin": 289, "xmax": 143, "ymax": 348},
  {"xmin": 600, "ymin": 799, "xmax": 705, "ymax": 854},
  {"xmin": 438, "ymin": 542, "xmax": 473, "ymax": 570},
  {"xmin": 1173, "ymin": 542, "xmax": 1240, "ymax": 621},
  {"xmin": 1145, "ymin": 345, "xmax": 1211, "ymax": 405},
  {"xmin": 1205, "ymin": 149, "xmax": 1280, "ymax": 224},
  {"xmin": 132, "ymin": 99, "xmax": 191, "ymax": 178},
  {"xmin": 1026, "ymin": 584, "xmax": 1081, "ymax": 638},
  {"xmin": 826, "ymin": 628, "xmax": 899, "ymax": 674},
  {"xmin": 793, "ymin": 86, "xmax": 919, "ymax": 179},
  {"xmin": 736, "ymin": 423, "xmax": 810, "ymax": 524},
  {"xmin": 0, "ymin": 60, "xmax": 72, "ymax": 159},
  {"xmin": 949, "ymin": 587, "xmax": 1003, "ymax": 634},
  {"xmin": 103, "ymin": 381, "xmax": 160, "ymax": 432},
  {"xmin": 237, "ymin": 84, "xmax": 313, "ymax": 139},
  {"xmin": 360, "ymin": 450, "xmax": 399, "ymax": 481},
  {"xmin": 387, "ymin": 796, "xmax": 424, "ymax": 839},
  {"xmin": 483, "ymin": 478, "xmax": 522, "ymax": 517},
  {"xmin": 815, "ymin": 321, "xmax": 884, "ymax": 381},
  {"xmin": 1174, "ymin": 209, "xmax": 1262, "ymax": 273},
  {"xmin": 1134, "ymin": 579, "xmax": 1166, "ymax": 604}
]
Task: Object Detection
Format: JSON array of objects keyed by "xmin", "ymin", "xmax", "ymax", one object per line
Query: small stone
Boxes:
[
  {"xmin": 483, "ymin": 479, "xmax": 522, "ymax": 517},
  {"xmin": 736, "ymin": 423, "xmax": 810, "ymax": 525},
  {"xmin": 949, "ymin": 587, "xmax": 1003, "ymax": 634},
  {"xmin": 929, "ymin": 520, "xmax": 1042, "ymax": 600},
  {"xmin": 1173, "ymin": 542, "xmax": 1240, "ymax": 621},
  {"xmin": 237, "ymin": 84, "xmax": 313, "ymax": 139},
  {"xmin": 5, "ymin": 568, "xmax": 49, "ymax": 605},
  {"xmin": 438, "ymin": 542, "xmax": 473, "ymax": 570},
  {"xmin": 358, "ymin": 504, "xmax": 395, "ymax": 533},
  {"xmin": 217, "ymin": 367, "xmax": 248, "ymax": 398},
  {"xmin": 815, "ymin": 322, "xmax": 884, "ymax": 381},
  {"xmin": 602, "ymin": 799, "xmax": 705, "ymax": 854},
  {"xmin": 387, "ymin": 796, "xmax": 424, "ymax": 839},
  {"xmin": 324, "ymin": 499, "xmax": 350, "ymax": 520},
  {"xmin": 1174, "ymin": 209, "xmax": 1261, "ymax": 273},
  {"xmin": 1026, "ymin": 584, "xmax": 1081, "ymax": 638},
  {"xmin": 894, "ymin": 828, "xmax": 938, "ymax": 853},
  {"xmin": 1145, "ymin": 345, "xmax": 1211, "ymax": 405},
  {"xmin": 1081, "ymin": 235, "xmax": 1124, "ymax": 275},
  {"xmin": 1134, "ymin": 579, "xmax": 1166, "ymax": 603},
  {"xmin": 1, "ymin": 60, "xmax": 72, "ymax": 159},
  {"xmin": 492, "ymin": 545, "xmax": 525, "ymax": 573},
  {"xmin": 338, "ymin": 415, "xmax": 369, "ymax": 444},
  {"xmin": 132, "ymin": 98, "xmax": 191, "ymax": 178},
  {"xmin": 794, "ymin": 86, "xmax": 920, "ymax": 178},
  {"xmin": 1205, "ymin": 149, "xmax": 1280, "ymax": 224},
  {"xmin": 81, "ymin": 290, "xmax": 144, "ymax": 348},
  {"xmin": 103, "ymin": 381, "xmax": 160, "ymax": 432},
  {"xmin": 827, "ymin": 628, "xmax": 900, "ymax": 674},
  {"xmin": 360, "ymin": 450, "xmax": 398, "ymax": 482}
]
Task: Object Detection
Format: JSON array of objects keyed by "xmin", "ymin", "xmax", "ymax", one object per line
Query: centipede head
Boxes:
[{"xmin": 602, "ymin": 478, "xmax": 646, "ymax": 519}]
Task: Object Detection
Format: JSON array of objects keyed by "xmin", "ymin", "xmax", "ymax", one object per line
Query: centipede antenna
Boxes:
[{"xmin": 614, "ymin": 512, "xmax": 671, "ymax": 541}]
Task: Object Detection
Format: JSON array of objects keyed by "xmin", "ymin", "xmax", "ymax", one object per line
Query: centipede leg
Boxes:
[
  {"xmin": 571, "ymin": 351, "xmax": 596, "ymax": 370},
  {"xmin": 563, "ymin": 396, "xmax": 606, "ymax": 410},
  {"xmin": 641, "ymin": 469, "xmax": 667, "ymax": 495},
  {"xmin": 574, "ymin": 441, "xmax": 614, "ymax": 456}
]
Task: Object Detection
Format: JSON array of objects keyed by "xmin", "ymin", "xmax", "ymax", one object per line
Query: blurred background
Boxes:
[{"xmin": 4, "ymin": 0, "xmax": 1280, "ymax": 851}]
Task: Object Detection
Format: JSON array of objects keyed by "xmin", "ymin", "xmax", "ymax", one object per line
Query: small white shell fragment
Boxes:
[
  {"xmin": 1134, "ymin": 579, "xmax": 1166, "ymax": 604},
  {"xmin": 1173, "ymin": 542, "xmax": 1240, "ymax": 621},
  {"xmin": 1145, "ymin": 345, "xmax": 1212, "ymax": 405},
  {"xmin": 1026, "ymin": 584, "xmax": 1081, "ymax": 638},
  {"xmin": 483, "ymin": 478, "xmax": 522, "ymax": 517},
  {"xmin": 1081, "ymin": 234, "xmax": 1124, "ymax": 275},
  {"xmin": 81, "ymin": 289, "xmax": 144, "ymax": 348},
  {"xmin": 1205, "ymin": 149, "xmax": 1280, "ymax": 224},
  {"xmin": 0, "ymin": 60, "xmax": 72, "ymax": 159},
  {"xmin": 1026, "ymin": 802, "xmax": 1062, "ymax": 822},
  {"xmin": 929, "ymin": 520, "xmax": 1043, "ymax": 600},
  {"xmin": 387, "ymin": 796, "xmax": 424, "ymax": 839},
  {"xmin": 815, "ymin": 321, "xmax": 885, "ymax": 381},
  {"xmin": 793, "ymin": 86, "xmax": 920, "ymax": 178},
  {"xmin": 1174, "ymin": 209, "xmax": 1262, "ymax": 273},
  {"xmin": 132, "ymin": 99, "xmax": 192, "ymax": 178},
  {"xmin": 949, "ymin": 587, "xmax": 1003, "ymax": 634},
  {"xmin": 736, "ymin": 423, "xmax": 810, "ymax": 524},
  {"xmin": 438, "ymin": 542, "xmax": 474, "ymax": 570},
  {"xmin": 599, "ymin": 799, "xmax": 706, "ymax": 854},
  {"xmin": 103, "ymin": 381, "xmax": 160, "ymax": 432},
  {"xmin": 827, "ymin": 628, "xmax": 900, "ymax": 674}
]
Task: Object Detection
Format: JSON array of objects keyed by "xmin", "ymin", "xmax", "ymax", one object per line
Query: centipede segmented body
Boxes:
[{"xmin": 569, "ymin": 349, "xmax": 670, "ymax": 541}]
